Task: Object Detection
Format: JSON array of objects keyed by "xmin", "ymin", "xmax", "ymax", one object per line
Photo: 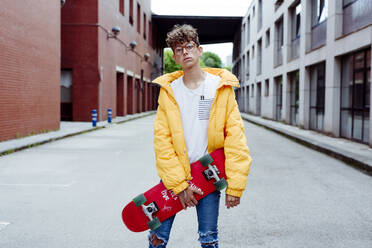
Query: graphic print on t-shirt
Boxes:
[{"xmin": 198, "ymin": 98, "xmax": 214, "ymax": 121}]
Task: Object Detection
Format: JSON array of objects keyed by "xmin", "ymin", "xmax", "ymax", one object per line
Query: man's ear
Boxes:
[{"xmin": 198, "ymin": 46, "xmax": 203, "ymax": 56}]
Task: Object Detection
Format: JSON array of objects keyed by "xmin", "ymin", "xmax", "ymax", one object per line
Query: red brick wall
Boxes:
[
  {"xmin": 61, "ymin": 0, "xmax": 159, "ymax": 121},
  {"xmin": 0, "ymin": 0, "xmax": 60, "ymax": 142},
  {"xmin": 98, "ymin": 0, "xmax": 156, "ymax": 120},
  {"xmin": 61, "ymin": 0, "xmax": 99, "ymax": 121}
]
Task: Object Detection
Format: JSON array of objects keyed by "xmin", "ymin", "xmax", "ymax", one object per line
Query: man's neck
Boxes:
[{"xmin": 182, "ymin": 66, "xmax": 206, "ymax": 90}]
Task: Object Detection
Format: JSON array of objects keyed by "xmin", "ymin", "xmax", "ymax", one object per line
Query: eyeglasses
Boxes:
[{"xmin": 174, "ymin": 43, "xmax": 196, "ymax": 55}]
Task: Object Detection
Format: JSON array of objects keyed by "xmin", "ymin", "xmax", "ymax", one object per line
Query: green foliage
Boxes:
[
  {"xmin": 223, "ymin": 65, "xmax": 232, "ymax": 72},
  {"xmin": 201, "ymin": 52, "xmax": 222, "ymax": 68},
  {"xmin": 163, "ymin": 49, "xmax": 224, "ymax": 73},
  {"xmin": 164, "ymin": 49, "xmax": 181, "ymax": 73}
]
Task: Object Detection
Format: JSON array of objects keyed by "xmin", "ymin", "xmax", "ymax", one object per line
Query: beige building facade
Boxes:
[{"xmin": 233, "ymin": 0, "xmax": 372, "ymax": 147}]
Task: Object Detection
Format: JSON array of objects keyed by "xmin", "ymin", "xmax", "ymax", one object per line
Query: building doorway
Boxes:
[
  {"xmin": 116, "ymin": 72, "xmax": 125, "ymax": 116},
  {"xmin": 309, "ymin": 62, "xmax": 325, "ymax": 131},
  {"xmin": 275, "ymin": 76, "xmax": 283, "ymax": 121},
  {"xmin": 61, "ymin": 69, "xmax": 73, "ymax": 121},
  {"xmin": 341, "ymin": 48, "xmax": 370, "ymax": 144},
  {"xmin": 127, "ymin": 75, "xmax": 134, "ymax": 114},
  {"xmin": 256, "ymin": 82, "xmax": 262, "ymax": 115},
  {"xmin": 289, "ymin": 71, "xmax": 299, "ymax": 126}
]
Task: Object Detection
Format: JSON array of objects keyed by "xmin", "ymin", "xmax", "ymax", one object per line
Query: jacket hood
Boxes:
[{"xmin": 152, "ymin": 68, "xmax": 240, "ymax": 89}]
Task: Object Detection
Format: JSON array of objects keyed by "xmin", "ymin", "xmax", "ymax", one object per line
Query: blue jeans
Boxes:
[{"xmin": 148, "ymin": 191, "xmax": 221, "ymax": 248}]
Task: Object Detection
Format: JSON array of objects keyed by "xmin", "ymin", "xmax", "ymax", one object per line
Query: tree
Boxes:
[
  {"xmin": 164, "ymin": 49, "xmax": 181, "ymax": 73},
  {"xmin": 201, "ymin": 51, "xmax": 222, "ymax": 68},
  {"xmin": 163, "ymin": 48, "xmax": 207, "ymax": 73}
]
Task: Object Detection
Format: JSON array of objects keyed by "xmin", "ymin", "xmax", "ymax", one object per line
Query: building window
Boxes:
[
  {"xmin": 242, "ymin": 24, "xmax": 246, "ymax": 50},
  {"xmin": 310, "ymin": 62, "xmax": 326, "ymax": 131},
  {"xmin": 149, "ymin": 20, "xmax": 152, "ymax": 47},
  {"xmin": 137, "ymin": 3, "xmax": 141, "ymax": 33},
  {"xmin": 252, "ymin": 45, "xmax": 255, "ymax": 58},
  {"xmin": 143, "ymin": 13, "xmax": 147, "ymax": 40},
  {"xmin": 274, "ymin": 17, "xmax": 284, "ymax": 67},
  {"xmin": 312, "ymin": 0, "xmax": 327, "ymax": 25},
  {"xmin": 253, "ymin": 6, "xmax": 255, "ymax": 18},
  {"xmin": 247, "ymin": 16, "xmax": 251, "ymax": 45},
  {"xmin": 311, "ymin": 0, "xmax": 327, "ymax": 50},
  {"xmin": 343, "ymin": 0, "xmax": 358, "ymax": 7},
  {"xmin": 265, "ymin": 28, "xmax": 270, "ymax": 47},
  {"xmin": 275, "ymin": 0, "xmax": 284, "ymax": 11},
  {"xmin": 257, "ymin": 39, "xmax": 262, "ymax": 75},
  {"xmin": 257, "ymin": 0, "xmax": 262, "ymax": 31},
  {"xmin": 252, "ymin": 84, "xmax": 254, "ymax": 97},
  {"xmin": 119, "ymin": 0, "xmax": 124, "ymax": 15},
  {"xmin": 247, "ymin": 86, "xmax": 250, "ymax": 111},
  {"xmin": 129, "ymin": 0, "xmax": 134, "ymax": 25},
  {"xmin": 242, "ymin": 55, "xmax": 246, "ymax": 81},
  {"xmin": 341, "ymin": 48, "xmax": 370, "ymax": 144},
  {"xmin": 246, "ymin": 51, "xmax": 250, "ymax": 80},
  {"xmin": 265, "ymin": 79, "xmax": 269, "ymax": 97},
  {"xmin": 291, "ymin": 2, "xmax": 301, "ymax": 60}
]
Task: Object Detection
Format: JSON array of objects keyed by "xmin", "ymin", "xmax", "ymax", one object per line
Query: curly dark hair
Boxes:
[{"xmin": 166, "ymin": 24, "xmax": 200, "ymax": 50}]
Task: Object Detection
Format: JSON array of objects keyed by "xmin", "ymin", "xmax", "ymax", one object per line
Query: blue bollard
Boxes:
[
  {"xmin": 108, "ymin": 108, "xmax": 112, "ymax": 123},
  {"xmin": 92, "ymin": 109, "xmax": 97, "ymax": 127}
]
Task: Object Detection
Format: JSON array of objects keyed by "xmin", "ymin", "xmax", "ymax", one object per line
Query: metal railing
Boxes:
[
  {"xmin": 291, "ymin": 37, "xmax": 300, "ymax": 60},
  {"xmin": 274, "ymin": 47, "xmax": 283, "ymax": 67},
  {"xmin": 343, "ymin": 0, "xmax": 372, "ymax": 35},
  {"xmin": 311, "ymin": 20, "xmax": 327, "ymax": 50}
]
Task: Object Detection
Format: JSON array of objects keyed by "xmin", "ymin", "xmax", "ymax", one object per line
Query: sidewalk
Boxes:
[
  {"xmin": 0, "ymin": 111, "xmax": 156, "ymax": 156},
  {"xmin": 241, "ymin": 113, "xmax": 372, "ymax": 175}
]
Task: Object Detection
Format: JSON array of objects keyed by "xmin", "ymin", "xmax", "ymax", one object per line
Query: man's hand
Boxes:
[
  {"xmin": 225, "ymin": 194, "xmax": 240, "ymax": 209},
  {"xmin": 177, "ymin": 186, "xmax": 203, "ymax": 210}
]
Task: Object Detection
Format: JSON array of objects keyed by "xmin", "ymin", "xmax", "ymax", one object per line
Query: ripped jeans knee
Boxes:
[
  {"xmin": 148, "ymin": 233, "xmax": 167, "ymax": 248},
  {"xmin": 199, "ymin": 230, "xmax": 218, "ymax": 248}
]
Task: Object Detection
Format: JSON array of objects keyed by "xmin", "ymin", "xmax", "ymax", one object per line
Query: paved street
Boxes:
[{"xmin": 0, "ymin": 115, "xmax": 371, "ymax": 248}]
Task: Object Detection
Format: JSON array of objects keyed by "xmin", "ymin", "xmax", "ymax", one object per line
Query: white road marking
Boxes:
[
  {"xmin": 0, "ymin": 181, "xmax": 76, "ymax": 188},
  {"xmin": 0, "ymin": 222, "xmax": 10, "ymax": 231}
]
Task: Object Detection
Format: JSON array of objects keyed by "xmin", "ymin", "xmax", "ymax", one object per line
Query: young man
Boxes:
[{"xmin": 150, "ymin": 24, "xmax": 252, "ymax": 248}]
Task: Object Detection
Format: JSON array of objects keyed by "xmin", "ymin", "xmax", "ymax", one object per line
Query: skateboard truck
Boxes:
[
  {"xmin": 199, "ymin": 153, "xmax": 228, "ymax": 191},
  {"xmin": 133, "ymin": 194, "xmax": 162, "ymax": 230}
]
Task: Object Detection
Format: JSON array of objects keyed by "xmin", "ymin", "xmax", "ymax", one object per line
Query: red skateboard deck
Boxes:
[{"xmin": 122, "ymin": 148, "xmax": 226, "ymax": 232}]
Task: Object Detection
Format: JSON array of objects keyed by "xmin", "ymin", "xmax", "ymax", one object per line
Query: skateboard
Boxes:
[{"xmin": 121, "ymin": 148, "xmax": 227, "ymax": 232}]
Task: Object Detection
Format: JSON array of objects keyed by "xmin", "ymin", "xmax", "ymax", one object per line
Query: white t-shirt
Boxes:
[{"xmin": 170, "ymin": 72, "xmax": 221, "ymax": 164}]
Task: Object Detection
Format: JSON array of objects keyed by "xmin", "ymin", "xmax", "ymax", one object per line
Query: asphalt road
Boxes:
[{"xmin": 0, "ymin": 115, "xmax": 371, "ymax": 248}]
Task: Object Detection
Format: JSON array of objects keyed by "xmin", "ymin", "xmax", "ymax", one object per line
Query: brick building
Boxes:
[
  {"xmin": 61, "ymin": 0, "xmax": 162, "ymax": 121},
  {"xmin": 0, "ymin": 0, "xmax": 162, "ymax": 142},
  {"xmin": 0, "ymin": 0, "xmax": 61, "ymax": 142}
]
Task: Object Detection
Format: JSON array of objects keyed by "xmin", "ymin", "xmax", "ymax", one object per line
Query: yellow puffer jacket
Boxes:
[{"xmin": 152, "ymin": 68, "xmax": 252, "ymax": 198}]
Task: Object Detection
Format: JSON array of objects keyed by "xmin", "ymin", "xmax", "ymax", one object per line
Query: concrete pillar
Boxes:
[
  {"xmin": 324, "ymin": 57, "xmax": 341, "ymax": 137},
  {"xmin": 324, "ymin": 0, "xmax": 341, "ymax": 137},
  {"xmin": 299, "ymin": 0, "xmax": 310, "ymax": 129},
  {"xmin": 304, "ymin": 0, "xmax": 312, "ymax": 53},
  {"xmin": 299, "ymin": 66, "xmax": 311, "ymax": 129},
  {"xmin": 283, "ymin": 8, "xmax": 289, "ymax": 65},
  {"xmin": 271, "ymin": 77, "xmax": 276, "ymax": 120}
]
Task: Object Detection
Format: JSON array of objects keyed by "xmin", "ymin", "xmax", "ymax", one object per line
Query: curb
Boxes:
[
  {"xmin": 0, "ymin": 111, "xmax": 156, "ymax": 157},
  {"xmin": 241, "ymin": 114, "xmax": 372, "ymax": 176}
]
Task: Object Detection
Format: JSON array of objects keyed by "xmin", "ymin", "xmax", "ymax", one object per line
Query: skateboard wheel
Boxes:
[
  {"xmin": 148, "ymin": 217, "xmax": 161, "ymax": 230},
  {"xmin": 214, "ymin": 178, "xmax": 228, "ymax": 191},
  {"xmin": 200, "ymin": 154, "xmax": 213, "ymax": 167},
  {"xmin": 133, "ymin": 194, "xmax": 147, "ymax": 207}
]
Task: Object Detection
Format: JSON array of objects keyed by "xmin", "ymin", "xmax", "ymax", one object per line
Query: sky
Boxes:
[{"xmin": 151, "ymin": 0, "xmax": 252, "ymax": 66}]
